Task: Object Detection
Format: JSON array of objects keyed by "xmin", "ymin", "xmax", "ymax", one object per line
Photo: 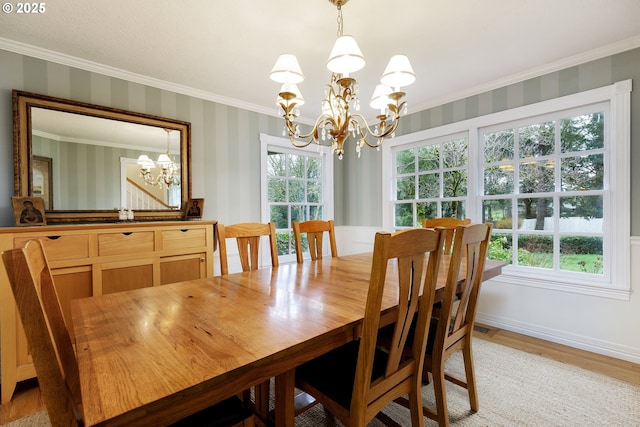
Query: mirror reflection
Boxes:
[
  {"xmin": 31, "ymin": 108, "xmax": 182, "ymax": 211},
  {"xmin": 13, "ymin": 90, "xmax": 191, "ymax": 223}
]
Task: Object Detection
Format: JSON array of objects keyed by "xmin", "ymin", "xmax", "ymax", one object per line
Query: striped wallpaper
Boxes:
[{"xmin": 0, "ymin": 47, "xmax": 639, "ymax": 233}]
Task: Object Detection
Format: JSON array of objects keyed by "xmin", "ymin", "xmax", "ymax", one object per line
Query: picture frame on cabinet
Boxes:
[
  {"xmin": 185, "ymin": 198, "xmax": 204, "ymax": 220},
  {"xmin": 12, "ymin": 196, "xmax": 47, "ymax": 226}
]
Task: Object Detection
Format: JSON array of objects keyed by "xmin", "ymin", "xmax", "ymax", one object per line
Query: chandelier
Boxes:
[
  {"xmin": 269, "ymin": 0, "xmax": 415, "ymax": 159},
  {"xmin": 136, "ymin": 128, "xmax": 180, "ymax": 189}
]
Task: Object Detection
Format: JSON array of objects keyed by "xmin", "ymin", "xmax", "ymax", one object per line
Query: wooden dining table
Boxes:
[{"xmin": 71, "ymin": 252, "xmax": 506, "ymax": 427}]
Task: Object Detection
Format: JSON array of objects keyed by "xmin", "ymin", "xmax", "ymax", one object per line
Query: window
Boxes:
[
  {"xmin": 480, "ymin": 108, "xmax": 605, "ymax": 275},
  {"xmin": 382, "ymin": 81, "xmax": 631, "ymax": 298},
  {"xmin": 393, "ymin": 134, "xmax": 469, "ymax": 228},
  {"xmin": 260, "ymin": 134, "xmax": 334, "ymax": 264}
]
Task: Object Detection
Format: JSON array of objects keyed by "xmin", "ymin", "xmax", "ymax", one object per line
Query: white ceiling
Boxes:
[{"xmin": 1, "ymin": 0, "xmax": 640, "ymax": 124}]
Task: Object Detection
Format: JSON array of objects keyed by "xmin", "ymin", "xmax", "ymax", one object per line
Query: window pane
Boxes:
[
  {"xmin": 518, "ymin": 234, "xmax": 553, "ymax": 269},
  {"xmin": 561, "ymin": 112, "xmax": 604, "ymax": 152},
  {"xmin": 418, "ymin": 173, "xmax": 439, "ymax": 198},
  {"xmin": 396, "ymin": 149, "xmax": 415, "ymax": 174},
  {"xmin": 518, "ymin": 197, "xmax": 554, "ymax": 231},
  {"xmin": 488, "ymin": 234, "xmax": 513, "ymax": 264},
  {"xmin": 396, "ymin": 176, "xmax": 415, "ymax": 200},
  {"xmin": 417, "ymin": 202, "xmax": 437, "ymax": 223},
  {"xmin": 276, "ymin": 231, "xmax": 291, "ymax": 256},
  {"xmin": 483, "ymin": 199, "xmax": 513, "ymax": 229},
  {"xmin": 443, "ymin": 139, "xmax": 467, "ymax": 168},
  {"xmin": 291, "ymin": 205, "xmax": 306, "ymax": 223},
  {"xmin": 307, "ymin": 180, "xmax": 321, "ymax": 203},
  {"xmin": 289, "ymin": 154, "xmax": 305, "ymax": 178},
  {"xmin": 418, "ymin": 145, "xmax": 439, "ymax": 171},
  {"xmin": 309, "ymin": 205, "xmax": 322, "ymax": 220},
  {"xmin": 519, "ymin": 160, "xmax": 554, "ymax": 193},
  {"xmin": 484, "ymin": 130, "xmax": 514, "ymax": 163},
  {"xmin": 561, "ymin": 154, "xmax": 603, "ymax": 191},
  {"xmin": 307, "ymin": 158, "xmax": 321, "ymax": 179},
  {"xmin": 560, "ymin": 236, "xmax": 603, "ymax": 274},
  {"xmin": 559, "ymin": 196, "xmax": 603, "ymax": 232},
  {"xmin": 395, "ymin": 203, "xmax": 414, "ymax": 227},
  {"xmin": 484, "ymin": 166, "xmax": 514, "ymax": 195},
  {"xmin": 519, "ymin": 122, "xmax": 555, "ymax": 158},
  {"xmin": 267, "ymin": 152, "xmax": 285, "ymax": 176},
  {"xmin": 443, "ymin": 170, "xmax": 467, "ymax": 197},
  {"xmin": 268, "ymin": 178, "xmax": 286, "ymax": 202},
  {"xmin": 270, "ymin": 205, "xmax": 288, "ymax": 229},
  {"xmin": 288, "ymin": 180, "xmax": 305, "ymax": 202},
  {"xmin": 442, "ymin": 201, "xmax": 465, "ymax": 218}
]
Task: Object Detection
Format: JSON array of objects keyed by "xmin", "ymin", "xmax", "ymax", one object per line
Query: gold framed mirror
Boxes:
[{"xmin": 13, "ymin": 90, "xmax": 192, "ymax": 223}]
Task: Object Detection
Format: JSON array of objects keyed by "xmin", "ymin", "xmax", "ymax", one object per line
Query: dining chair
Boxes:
[
  {"xmin": 396, "ymin": 222, "xmax": 493, "ymax": 427},
  {"xmin": 2, "ymin": 240, "xmax": 255, "ymax": 427},
  {"xmin": 292, "ymin": 219, "xmax": 338, "ymax": 264},
  {"xmin": 217, "ymin": 222, "xmax": 279, "ymax": 275},
  {"xmin": 294, "ymin": 227, "xmax": 446, "ymax": 426},
  {"xmin": 422, "ymin": 217, "xmax": 471, "ymax": 254}
]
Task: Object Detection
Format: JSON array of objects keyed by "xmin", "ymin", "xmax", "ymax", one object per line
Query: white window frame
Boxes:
[
  {"xmin": 260, "ymin": 133, "xmax": 334, "ymax": 265},
  {"xmin": 382, "ymin": 80, "xmax": 631, "ymax": 300}
]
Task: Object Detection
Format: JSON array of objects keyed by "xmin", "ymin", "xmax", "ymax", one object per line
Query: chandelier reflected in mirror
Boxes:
[
  {"xmin": 136, "ymin": 128, "xmax": 180, "ymax": 189},
  {"xmin": 270, "ymin": 0, "xmax": 415, "ymax": 159}
]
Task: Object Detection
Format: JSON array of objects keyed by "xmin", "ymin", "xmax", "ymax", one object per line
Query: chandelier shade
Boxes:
[
  {"xmin": 136, "ymin": 129, "xmax": 180, "ymax": 189},
  {"xmin": 381, "ymin": 54, "xmax": 416, "ymax": 89},
  {"xmin": 270, "ymin": 53, "xmax": 305, "ymax": 84},
  {"xmin": 369, "ymin": 84, "xmax": 393, "ymax": 111},
  {"xmin": 270, "ymin": 0, "xmax": 415, "ymax": 159},
  {"xmin": 327, "ymin": 35, "xmax": 365, "ymax": 74},
  {"xmin": 278, "ymin": 83, "xmax": 305, "ymax": 106}
]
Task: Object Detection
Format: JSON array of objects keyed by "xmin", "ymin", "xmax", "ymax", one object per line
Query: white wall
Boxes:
[{"xmin": 336, "ymin": 226, "xmax": 640, "ymax": 364}]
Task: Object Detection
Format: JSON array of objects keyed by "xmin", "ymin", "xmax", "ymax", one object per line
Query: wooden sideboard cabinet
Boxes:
[{"xmin": 0, "ymin": 220, "xmax": 217, "ymax": 403}]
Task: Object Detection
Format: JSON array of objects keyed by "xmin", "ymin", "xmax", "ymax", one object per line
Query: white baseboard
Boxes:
[{"xmin": 476, "ymin": 312, "xmax": 640, "ymax": 365}]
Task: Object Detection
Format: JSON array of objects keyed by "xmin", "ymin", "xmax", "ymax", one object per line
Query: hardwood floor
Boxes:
[{"xmin": 1, "ymin": 324, "xmax": 638, "ymax": 425}]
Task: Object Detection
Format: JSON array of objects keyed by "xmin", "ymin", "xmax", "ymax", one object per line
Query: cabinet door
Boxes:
[
  {"xmin": 160, "ymin": 253, "xmax": 206, "ymax": 285},
  {"xmin": 98, "ymin": 259, "xmax": 155, "ymax": 294},
  {"xmin": 51, "ymin": 266, "xmax": 92, "ymax": 341}
]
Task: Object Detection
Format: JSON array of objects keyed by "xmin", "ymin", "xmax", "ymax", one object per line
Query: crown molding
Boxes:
[
  {"xmin": 0, "ymin": 37, "xmax": 279, "ymax": 118},
  {"xmin": 410, "ymin": 35, "xmax": 640, "ymax": 114},
  {"xmin": 3, "ymin": 35, "xmax": 639, "ymax": 122}
]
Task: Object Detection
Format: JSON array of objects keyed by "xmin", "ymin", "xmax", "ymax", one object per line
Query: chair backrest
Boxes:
[
  {"xmin": 2, "ymin": 240, "xmax": 83, "ymax": 427},
  {"xmin": 353, "ymin": 227, "xmax": 445, "ymax": 419},
  {"xmin": 217, "ymin": 222, "xmax": 279, "ymax": 275},
  {"xmin": 292, "ymin": 220, "xmax": 338, "ymax": 264},
  {"xmin": 422, "ymin": 217, "xmax": 471, "ymax": 254},
  {"xmin": 435, "ymin": 223, "xmax": 492, "ymax": 354}
]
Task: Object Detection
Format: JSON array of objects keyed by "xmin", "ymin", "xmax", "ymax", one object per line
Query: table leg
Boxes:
[
  {"xmin": 254, "ymin": 380, "xmax": 271, "ymax": 424},
  {"xmin": 274, "ymin": 369, "xmax": 295, "ymax": 427}
]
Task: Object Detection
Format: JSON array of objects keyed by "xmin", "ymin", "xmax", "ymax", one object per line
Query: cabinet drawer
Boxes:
[
  {"xmin": 98, "ymin": 231, "xmax": 154, "ymax": 256},
  {"xmin": 13, "ymin": 234, "xmax": 90, "ymax": 261},
  {"xmin": 161, "ymin": 228, "xmax": 207, "ymax": 250}
]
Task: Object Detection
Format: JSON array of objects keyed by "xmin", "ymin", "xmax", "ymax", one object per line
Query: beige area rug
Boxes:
[{"xmin": 4, "ymin": 338, "xmax": 639, "ymax": 426}]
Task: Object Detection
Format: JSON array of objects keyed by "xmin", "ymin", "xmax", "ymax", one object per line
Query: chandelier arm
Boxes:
[
  {"xmin": 349, "ymin": 111, "xmax": 401, "ymax": 148},
  {"xmin": 280, "ymin": 108, "xmax": 337, "ymax": 148}
]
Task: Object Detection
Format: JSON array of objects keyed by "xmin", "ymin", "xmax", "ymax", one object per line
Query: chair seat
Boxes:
[
  {"xmin": 170, "ymin": 395, "xmax": 253, "ymax": 427},
  {"xmin": 296, "ymin": 340, "xmax": 389, "ymax": 410}
]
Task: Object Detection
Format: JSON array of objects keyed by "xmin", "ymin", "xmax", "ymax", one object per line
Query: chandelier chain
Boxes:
[{"xmin": 336, "ymin": 5, "xmax": 343, "ymax": 37}]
